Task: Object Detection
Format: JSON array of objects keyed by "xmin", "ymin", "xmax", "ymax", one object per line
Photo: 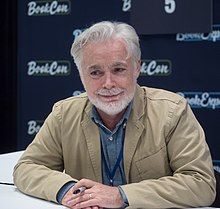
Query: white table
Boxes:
[
  {"xmin": 0, "ymin": 151, "xmax": 68, "ymax": 208},
  {"xmin": 0, "ymin": 150, "xmax": 24, "ymax": 184},
  {"xmin": 0, "ymin": 184, "xmax": 217, "ymax": 209},
  {"xmin": 0, "ymin": 151, "xmax": 218, "ymax": 209},
  {"xmin": 0, "ymin": 184, "xmax": 67, "ymax": 209}
]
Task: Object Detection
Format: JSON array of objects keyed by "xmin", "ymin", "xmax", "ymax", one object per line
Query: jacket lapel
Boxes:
[
  {"xmin": 124, "ymin": 85, "xmax": 146, "ymax": 182},
  {"xmin": 124, "ymin": 120, "xmax": 144, "ymax": 182},
  {"xmin": 81, "ymin": 105, "xmax": 102, "ymax": 183}
]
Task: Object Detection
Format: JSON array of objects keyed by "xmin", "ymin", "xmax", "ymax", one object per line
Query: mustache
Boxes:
[{"xmin": 96, "ymin": 88, "xmax": 124, "ymax": 96}]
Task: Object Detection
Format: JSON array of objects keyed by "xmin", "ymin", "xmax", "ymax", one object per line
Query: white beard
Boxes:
[{"xmin": 87, "ymin": 87, "xmax": 135, "ymax": 115}]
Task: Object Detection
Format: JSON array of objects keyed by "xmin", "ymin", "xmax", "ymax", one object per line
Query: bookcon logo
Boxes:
[
  {"xmin": 176, "ymin": 25, "xmax": 220, "ymax": 42},
  {"xmin": 72, "ymin": 90, "xmax": 85, "ymax": 96},
  {"xmin": 27, "ymin": 0, "xmax": 71, "ymax": 16},
  {"xmin": 27, "ymin": 60, "xmax": 71, "ymax": 76},
  {"xmin": 140, "ymin": 60, "xmax": 172, "ymax": 76},
  {"xmin": 73, "ymin": 28, "xmax": 84, "ymax": 40},
  {"xmin": 27, "ymin": 120, "xmax": 43, "ymax": 135},
  {"xmin": 122, "ymin": 0, "xmax": 131, "ymax": 12},
  {"xmin": 177, "ymin": 92, "xmax": 220, "ymax": 109},
  {"xmin": 213, "ymin": 160, "xmax": 220, "ymax": 174}
]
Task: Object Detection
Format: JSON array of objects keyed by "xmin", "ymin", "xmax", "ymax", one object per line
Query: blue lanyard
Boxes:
[{"xmin": 101, "ymin": 138, "xmax": 125, "ymax": 186}]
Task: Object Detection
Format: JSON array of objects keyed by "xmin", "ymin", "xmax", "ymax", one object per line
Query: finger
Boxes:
[
  {"xmin": 62, "ymin": 188, "xmax": 84, "ymax": 206},
  {"xmin": 75, "ymin": 199, "xmax": 97, "ymax": 209},
  {"xmin": 67, "ymin": 193, "xmax": 95, "ymax": 208},
  {"xmin": 74, "ymin": 178, "xmax": 97, "ymax": 189},
  {"xmin": 62, "ymin": 190, "xmax": 74, "ymax": 205}
]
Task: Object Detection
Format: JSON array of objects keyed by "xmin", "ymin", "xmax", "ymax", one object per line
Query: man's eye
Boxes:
[
  {"xmin": 90, "ymin": 70, "xmax": 102, "ymax": 78},
  {"xmin": 114, "ymin": 68, "xmax": 126, "ymax": 73}
]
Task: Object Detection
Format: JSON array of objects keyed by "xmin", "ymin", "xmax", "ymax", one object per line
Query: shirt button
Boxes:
[{"xmin": 109, "ymin": 136, "xmax": 113, "ymax": 141}]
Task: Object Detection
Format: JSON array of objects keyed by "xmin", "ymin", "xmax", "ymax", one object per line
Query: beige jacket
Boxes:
[{"xmin": 13, "ymin": 85, "xmax": 216, "ymax": 208}]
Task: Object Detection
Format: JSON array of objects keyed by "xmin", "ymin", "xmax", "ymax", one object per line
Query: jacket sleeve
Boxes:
[
  {"xmin": 121, "ymin": 99, "xmax": 216, "ymax": 208},
  {"xmin": 13, "ymin": 101, "xmax": 77, "ymax": 203}
]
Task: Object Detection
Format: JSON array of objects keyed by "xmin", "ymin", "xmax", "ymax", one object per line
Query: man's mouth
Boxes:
[
  {"xmin": 98, "ymin": 93, "xmax": 122, "ymax": 102},
  {"xmin": 96, "ymin": 88, "xmax": 124, "ymax": 102}
]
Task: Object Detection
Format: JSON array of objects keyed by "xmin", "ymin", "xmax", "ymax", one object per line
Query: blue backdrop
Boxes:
[{"xmin": 17, "ymin": 0, "xmax": 220, "ymax": 173}]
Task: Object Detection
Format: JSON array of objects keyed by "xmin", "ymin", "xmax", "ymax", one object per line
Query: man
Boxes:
[{"xmin": 13, "ymin": 21, "xmax": 216, "ymax": 209}]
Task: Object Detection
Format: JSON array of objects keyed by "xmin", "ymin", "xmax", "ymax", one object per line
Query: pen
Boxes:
[{"xmin": 73, "ymin": 186, "xmax": 86, "ymax": 194}]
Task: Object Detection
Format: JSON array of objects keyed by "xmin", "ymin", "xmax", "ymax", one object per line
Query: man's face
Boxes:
[{"xmin": 80, "ymin": 38, "xmax": 140, "ymax": 116}]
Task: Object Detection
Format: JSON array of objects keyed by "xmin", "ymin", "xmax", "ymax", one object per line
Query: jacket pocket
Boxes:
[{"xmin": 135, "ymin": 145, "xmax": 172, "ymax": 180}]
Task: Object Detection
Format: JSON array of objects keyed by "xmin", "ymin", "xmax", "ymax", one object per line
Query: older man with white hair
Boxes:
[{"xmin": 14, "ymin": 21, "xmax": 216, "ymax": 209}]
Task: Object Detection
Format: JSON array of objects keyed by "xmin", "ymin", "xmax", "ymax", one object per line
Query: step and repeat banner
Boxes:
[{"xmin": 18, "ymin": 0, "xmax": 220, "ymax": 172}]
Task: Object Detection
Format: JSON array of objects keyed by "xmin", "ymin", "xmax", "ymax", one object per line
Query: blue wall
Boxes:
[{"xmin": 17, "ymin": 0, "xmax": 220, "ymax": 172}]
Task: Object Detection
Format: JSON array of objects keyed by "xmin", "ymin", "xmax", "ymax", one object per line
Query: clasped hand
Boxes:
[{"xmin": 62, "ymin": 178, "xmax": 124, "ymax": 209}]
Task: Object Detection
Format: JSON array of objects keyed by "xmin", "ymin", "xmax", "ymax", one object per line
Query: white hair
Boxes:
[{"xmin": 70, "ymin": 21, "xmax": 141, "ymax": 71}]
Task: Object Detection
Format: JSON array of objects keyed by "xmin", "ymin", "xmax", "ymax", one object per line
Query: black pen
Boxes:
[{"xmin": 73, "ymin": 186, "xmax": 86, "ymax": 194}]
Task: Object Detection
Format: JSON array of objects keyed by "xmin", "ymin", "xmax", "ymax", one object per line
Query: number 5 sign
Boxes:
[
  {"xmin": 131, "ymin": 0, "xmax": 212, "ymax": 34},
  {"xmin": 164, "ymin": 0, "xmax": 176, "ymax": 14}
]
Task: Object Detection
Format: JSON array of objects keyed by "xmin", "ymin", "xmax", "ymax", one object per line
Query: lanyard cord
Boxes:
[{"xmin": 101, "ymin": 138, "xmax": 125, "ymax": 186}]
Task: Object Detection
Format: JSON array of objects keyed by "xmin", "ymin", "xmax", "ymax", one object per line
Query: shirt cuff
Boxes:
[
  {"xmin": 118, "ymin": 186, "xmax": 129, "ymax": 208},
  {"xmin": 56, "ymin": 181, "xmax": 76, "ymax": 204}
]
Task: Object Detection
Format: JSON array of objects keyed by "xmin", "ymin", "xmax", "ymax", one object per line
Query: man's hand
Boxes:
[{"xmin": 61, "ymin": 179, "xmax": 124, "ymax": 209}]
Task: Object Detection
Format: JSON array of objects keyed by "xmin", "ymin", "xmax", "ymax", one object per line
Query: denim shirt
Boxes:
[{"xmin": 91, "ymin": 103, "xmax": 132, "ymax": 186}]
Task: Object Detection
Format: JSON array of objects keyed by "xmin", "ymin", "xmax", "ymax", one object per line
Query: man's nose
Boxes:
[{"xmin": 102, "ymin": 72, "xmax": 115, "ymax": 89}]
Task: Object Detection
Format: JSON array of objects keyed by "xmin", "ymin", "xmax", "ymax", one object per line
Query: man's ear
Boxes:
[{"xmin": 135, "ymin": 59, "xmax": 141, "ymax": 78}]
